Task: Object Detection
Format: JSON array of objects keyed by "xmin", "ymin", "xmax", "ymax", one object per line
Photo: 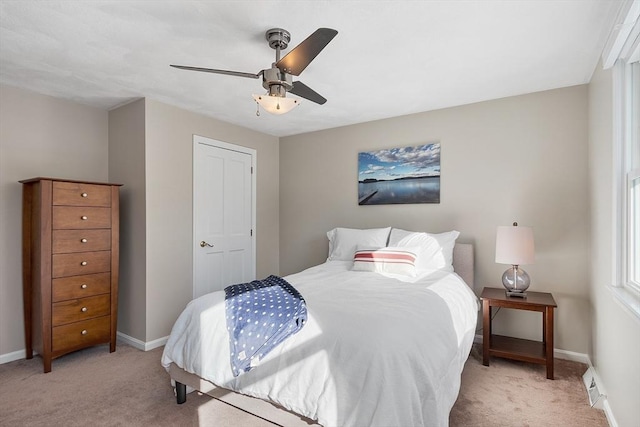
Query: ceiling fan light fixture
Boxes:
[{"xmin": 252, "ymin": 93, "xmax": 300, "ymax": 115}]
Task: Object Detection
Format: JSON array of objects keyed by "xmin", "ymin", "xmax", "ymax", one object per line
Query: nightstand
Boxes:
[{"xmin": 480, "ymin": 287, "xmax": 557, "ymax": 379}]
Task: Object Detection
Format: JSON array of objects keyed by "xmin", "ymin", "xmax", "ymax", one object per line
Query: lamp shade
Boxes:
[
  {"xmin": 252, "ymin": 94, "xmax": 300, "ymax": 115},
  {"xmin": 495, "ymin": 224, "xmax": 535, "ymax": 265}
]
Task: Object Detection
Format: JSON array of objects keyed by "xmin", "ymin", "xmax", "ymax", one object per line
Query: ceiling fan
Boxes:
[{"xmin": 170, "ymin": 27, "xmax": 338, "ymax": 115}]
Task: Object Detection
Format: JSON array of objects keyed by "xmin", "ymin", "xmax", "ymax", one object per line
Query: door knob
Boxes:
[{"xmin": 200, "ymin": 241, "xmax": 214, "ymax": 248}]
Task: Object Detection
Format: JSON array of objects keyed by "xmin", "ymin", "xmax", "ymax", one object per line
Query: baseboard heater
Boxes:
[{"xmin": 582, "ymin": 367, "xmax": 605, "ymax": 409}]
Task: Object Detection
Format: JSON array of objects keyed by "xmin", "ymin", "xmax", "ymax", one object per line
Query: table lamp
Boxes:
[{"xmin": 495, "ymin": 222, "xmax": 535, "ymax": 297}]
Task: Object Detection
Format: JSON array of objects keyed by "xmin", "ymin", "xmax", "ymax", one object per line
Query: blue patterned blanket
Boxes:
[{"xmin": 224, "ymin": 275, "xmax": 307, "ymax": 376}]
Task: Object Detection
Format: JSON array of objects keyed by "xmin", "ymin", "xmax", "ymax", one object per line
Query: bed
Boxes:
[{"xmin": 161, "ymin": 228, "xmax": 478, "ymax": 427}]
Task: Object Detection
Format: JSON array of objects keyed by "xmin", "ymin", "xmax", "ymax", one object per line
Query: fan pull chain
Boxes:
[{"xmin": 256, "ymin": 102, "xmax": 260, "ymax": 116}]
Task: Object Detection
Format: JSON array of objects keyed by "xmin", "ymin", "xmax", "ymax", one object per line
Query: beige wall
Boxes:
[
  {"xmin": 108, "ymin": 99, "xmax": 147, "ymax": 341},
  {"xmin": 0, "ymin": 84, "xmax": 109, "ymax": 357},
  {"xmin": 109, "ymin": 98, "xmax": 280, "ymax": 343},
  {"xmin": 588, "ymin": 62, "xmax": 640, "ymax": 427},
  {"xmin": 280, "ymin": 86, "xmax": 591, "ymax": 353},
  {"xmin": 143, "ymin": 99, "xmax": 280, "ymax": 341}
]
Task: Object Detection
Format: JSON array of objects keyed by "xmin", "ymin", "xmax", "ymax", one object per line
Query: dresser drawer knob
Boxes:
[
  {"xmin": 81, "ymin": 238, "xmax": 88, "ymax": 243},
  {"xmin": 81, "ymin": 330, "xmax": 88, "ymax": 335},
  {"xmin": 81, "ymin": 192, "xmax": 88, "ymax": 198},
  {"xmin": 81, "ymin": 261, "xmax": 87, "ymax": 266},
  {"xmin": 81, "ymin": 284, "xmax": 88, "ymax": 289},
  {"xmin": 81, "ymin": 307, "xmax": 88, "ymax": 312},
  {"xmin": 81, "ymin": 216, "xmax": 88, "ymax": 220}
]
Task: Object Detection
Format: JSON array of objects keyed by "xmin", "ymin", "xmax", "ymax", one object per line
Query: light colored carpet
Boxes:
[
  {"xmin": 452, "ymin": 345, "xmax": 608, "ymax": 426},
  {"xmin": 0, "ymin": 341, "xmax": 608, "ymax": 426}
]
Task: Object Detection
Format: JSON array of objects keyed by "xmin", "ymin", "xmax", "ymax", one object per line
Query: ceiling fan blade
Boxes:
[
  {"xmin": 275, "ymin": 28, "xmax": 338, "ymax": 76},
  {"xmin": 290, "ymin": 81, "xmax": 327, "ymax": 105},
  {"xmin": 170, "ymin": 64, "xmax": 260, "ymax": 79}
]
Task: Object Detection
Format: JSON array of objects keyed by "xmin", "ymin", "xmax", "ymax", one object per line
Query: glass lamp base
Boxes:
[
  {"xmin": 505, "ymin": 290, "xmax": 528, "ymax": 298},
  {"xmin": 501, "ymin": 265, "xmax": 530, "ymax": 294}
]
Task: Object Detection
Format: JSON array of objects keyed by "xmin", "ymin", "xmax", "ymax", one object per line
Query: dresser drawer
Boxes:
[
  {"xmin": 53, "ymin": 181, "xmax": 111, "ymax": 207},
  {"xmin": 52, "ymin": 251, "xmax": 111, "ymax": 278},
  {"xmin": 53, "ymin": 206, "xmax": 111, "ymax": 229},
  {"xmin": 52, "ymin": 294, "xmax": 110, "ymax": 326},
  {"xmin": 52, "ymin": 273, "xmax": 111, "ymax": 302},
  {"xmin": 52, "ymin": 315, "xmax": 111, "ymax": 354},
  {"xmin": 53, "ymin": 229, "xmax": 111, "ymax": 253}
]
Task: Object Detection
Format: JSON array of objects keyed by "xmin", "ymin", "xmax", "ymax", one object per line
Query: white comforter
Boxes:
[{"xmin": 161, "ymin": 261, "xmax": 479, "ymax": 427}]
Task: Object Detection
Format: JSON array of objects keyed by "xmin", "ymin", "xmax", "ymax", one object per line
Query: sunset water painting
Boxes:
[{"xmin": 358, "ymin": 143, "xmax": 440, "ymax": 205}]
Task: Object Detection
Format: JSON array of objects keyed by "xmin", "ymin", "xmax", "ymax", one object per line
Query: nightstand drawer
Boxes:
[
  {"xmin": 52, "ymin": 273, "xmax": 111, "ymax": 302},
  {"xmin": 52, "ymin": 206, "xmax": 111, "ymax": 229},
  {"xmin": 52, "ymin": 316, "xmax": 110, "ymax": 354},
  {"xmin": 52, "ymin": 229, "xmax": 111, "ymax": 253},
  {"xmin": 53, "ymin": 181, "xmax": 111, "ymax": 207},
  {"xmin": 52, "ymin": 251, "xmax": 111, "ymax": 278},
  {"xmin": 52, "ymin": 294, "xmax": 110, "ymax": 326}
]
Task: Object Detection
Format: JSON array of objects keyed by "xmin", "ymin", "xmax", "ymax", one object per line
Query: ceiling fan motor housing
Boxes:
[
  {"xmin": 263, "ymin": 28, "xmax": 294, "ymax": 97},
  {"xmin": 266, "ymin": 28, "xmax": 291, "ymax": 50},
  {"xmin": 262, "ymin": 67, "xmax": 293, "ymax": 96}
]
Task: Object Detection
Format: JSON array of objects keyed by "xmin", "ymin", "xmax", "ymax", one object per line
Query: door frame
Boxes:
[{"xmin": 192, "ymin": 134, "xmax": 257, "ymax": 298}]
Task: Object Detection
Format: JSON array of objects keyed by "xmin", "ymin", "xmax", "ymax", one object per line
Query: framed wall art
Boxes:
[{"xmin": 358, "ymin": 143, "xmax": 440, "ymax": 205}]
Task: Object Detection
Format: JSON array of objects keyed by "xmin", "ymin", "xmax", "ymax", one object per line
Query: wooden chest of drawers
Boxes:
[{"xmin": 21, "ymin": 178, "xmax": 121, "ymax": 372}]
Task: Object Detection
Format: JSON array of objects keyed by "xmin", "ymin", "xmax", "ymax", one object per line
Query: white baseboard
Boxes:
[
  {"xmin": 553, "ymin": 348, "xmax": 591, "ymax": 364},
  {"xmin": 0, "ymin": 348, "xmax": 29, "ymax": 365},
  {"xmin": 116, "ymin": 331, "xmax": 168, "ymax": 351},
  {"xmin": 602, "ymin": 398, "xmax": 618, "ymax": 427},
  {"xmin": 473, "ymin": 334, "xmax": 482, "ymax": 344}
]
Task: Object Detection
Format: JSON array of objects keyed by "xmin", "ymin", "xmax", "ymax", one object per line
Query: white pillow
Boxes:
[
  {"xmin": 326, "ymin": 227, "xmax": 391, "ymax": 261},
  {"xmin": 388, "ymin": 228, "xmax": 460, "ymax": 272},
  {"xmin": 352, "ymin": 246, "xmax": 418, "ymax": 276}
]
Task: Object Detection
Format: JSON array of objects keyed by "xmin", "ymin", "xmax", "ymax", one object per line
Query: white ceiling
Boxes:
[{"xmin": 0, "ymin": 1, "xmax": 623, "ymax": 137}]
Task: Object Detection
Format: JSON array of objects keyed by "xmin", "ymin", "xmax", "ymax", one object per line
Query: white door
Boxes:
[{"xmin": 193, "ymin": 136, "xmax": 256, "ymax": 298}]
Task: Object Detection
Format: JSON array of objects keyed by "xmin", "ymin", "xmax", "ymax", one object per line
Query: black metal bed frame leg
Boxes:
[{"xmin": 176, "ymin": 381, "xmax": 187, "ymax": 404}]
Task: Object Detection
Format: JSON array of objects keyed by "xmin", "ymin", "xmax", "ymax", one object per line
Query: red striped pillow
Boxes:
[{"xmin": 352, "ymin": 247, "xmax": 418, "ymax": 276}]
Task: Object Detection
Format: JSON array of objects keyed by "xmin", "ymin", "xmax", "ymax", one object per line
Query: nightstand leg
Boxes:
[
  {"xmin": 482, "ymin": 299, "xmax": 490, "ymax": 366},
  {"xmin": 545, "ymin": 307, "xmax": 554, "ymax": 379}
]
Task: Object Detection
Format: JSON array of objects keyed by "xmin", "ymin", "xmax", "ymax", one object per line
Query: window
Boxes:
[
  {"xmin": 620, "ymin": 61, "xmax": 639, "ymax": 293},
  {"xmin": 607, "ymin": 0, "xmax": 640, "ymax": 317},
  {"xmin": 630, "ymin": 164, "xmax": 639, "ymax": 288}
]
